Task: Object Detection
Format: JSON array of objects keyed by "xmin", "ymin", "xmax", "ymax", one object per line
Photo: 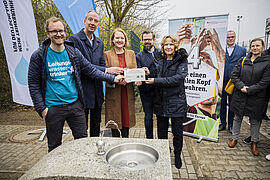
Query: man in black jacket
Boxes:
[
  {"xmin": 28, "ymin": 17, "xmax": 123, "ymax": 152},
  {"xmin": 69, "ymin": 11, "xmax": 123, "ymax": 137},
  {"xmin": 136, "ymin": 30, "xmax": 160, "ymax": 139}
]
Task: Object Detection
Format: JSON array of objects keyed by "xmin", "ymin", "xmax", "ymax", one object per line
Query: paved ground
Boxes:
[{"xmin": 0, "ymin": 111, "xmax": 269, "ymax": 179}]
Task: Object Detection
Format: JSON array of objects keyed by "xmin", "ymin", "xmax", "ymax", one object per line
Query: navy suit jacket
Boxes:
[
  {"xmin": 69, "ymin": 29, "xmax": 107, "ymax": 108},
  {"xmin": 224, "ymin": 44, "xmax": 246, "ymax": 85},
  {"xmin": 136, "ymin": 47, "xmax": 160, "ymax": 95}
]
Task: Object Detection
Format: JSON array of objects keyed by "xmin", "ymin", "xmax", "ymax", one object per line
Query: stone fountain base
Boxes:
[{"xmin": 19, "ymin": 137, "xmax": 172, "ymax": 180}]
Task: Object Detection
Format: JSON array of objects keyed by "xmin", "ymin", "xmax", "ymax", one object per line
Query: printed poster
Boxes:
[{"xmin": 169, "ymin": 15, "xmax": 228, "ymax": 141}]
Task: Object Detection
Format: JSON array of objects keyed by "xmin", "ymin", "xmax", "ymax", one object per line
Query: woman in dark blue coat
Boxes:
[
  {"xmin": 228, "ymin": 38, "xmax": 270, "ymax": 156},
  {"xmin": 146, "ymin": 35, "xmax": 188, "ymax": 169}
]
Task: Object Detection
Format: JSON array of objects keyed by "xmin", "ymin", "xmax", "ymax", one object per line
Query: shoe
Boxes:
[
  {"xmin": 174, "ymin": 153, "xmax": 182, "ymax": 169},
  {"xmin": 266, "ymin": 154, "xmax": 270, "ymax": 160},
  {"xmin": 243, "ymin": 136, "xmax": 251, "ymax": 144},
  {"xmin": 219, "ymin": 124, "xmax": 226, "ymax": 131},
  {"xmin": 251, "ymin": 141, "xmax": 259, "ymax": 156},
  {"xmin": 228, "ymin": 139, "xmax": 237, "ymax": 148},
  {"xmin": 263, "ymin": 115, "xmax": 270, "ymax": 120}
]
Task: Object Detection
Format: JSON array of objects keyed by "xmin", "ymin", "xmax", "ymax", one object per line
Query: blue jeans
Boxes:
[
  {"xmin": 220, "ymin": 88, "xmax": 234, "ymax": 128},
  {"xmin": 140, "ymin": 93, "xmax": 154, "ymax": 139}
]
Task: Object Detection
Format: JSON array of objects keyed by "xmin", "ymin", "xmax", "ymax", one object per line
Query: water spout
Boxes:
[{"xmin": 96, "ymin": 120, "xmax": 122, "ymax": 155}]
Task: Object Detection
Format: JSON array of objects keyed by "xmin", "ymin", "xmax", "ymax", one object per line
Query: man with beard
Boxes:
[
  {"xmin": 136, "ymin": 31, "xmax": 160, "ymax": 139},
  {"xmin": 28, "ymin": 17, "xmax": 124, "ymax": 152},
  {"xmin": 69, "ymin": 11, "xmax": 123, "ymax": 137}
]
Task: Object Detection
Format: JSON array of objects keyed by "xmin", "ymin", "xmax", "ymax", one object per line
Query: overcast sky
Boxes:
[{"xmin": 157, "ymin": 0, "xmax": 270, "ymax": 45}]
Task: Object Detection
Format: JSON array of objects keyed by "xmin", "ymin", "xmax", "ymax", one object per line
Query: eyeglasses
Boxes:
[
  {"xmin": 227, "ymin": 36, "xmax": 235, "ymax": 39},
  {"xmin": 142, "ymin": 39, "xmax": 153, "ymax": 42},
  {"xmin": 47, "ymin": 30, "xmax": 65, "ymax": 35}
]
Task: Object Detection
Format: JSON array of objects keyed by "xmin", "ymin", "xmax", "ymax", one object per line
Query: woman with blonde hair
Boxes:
[
  {"xmin": 146, "ymin": 35, "xmax": 188, "ymax": 168},
  {"xmin": 104, "ymin": 28, "xmax": 137, "ymax": 138}
]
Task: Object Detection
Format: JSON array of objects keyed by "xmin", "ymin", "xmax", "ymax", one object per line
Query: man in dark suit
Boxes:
[
  {"xmin": 69, "ymin": 10, "xmax": 123, "ymax": 137},
  {"xmin": 136, "ymin": 31, "xmax": 160, "ymax": 139},
  {"xmin": 219, "ymin": 30, "xmax": 246, "ymax": 132}
]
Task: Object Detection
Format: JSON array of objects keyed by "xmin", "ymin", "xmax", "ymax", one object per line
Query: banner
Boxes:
[
  {"xmin": 0, "ymin": 0, "xmax": 39, "ymax": 106},
  {"xmin": 53, "ymin": 0, "xmax": 99, "ymax": 37},
  {"xmin": 169, "ymin": 15, "xmax": 228, "ymax": 141}
]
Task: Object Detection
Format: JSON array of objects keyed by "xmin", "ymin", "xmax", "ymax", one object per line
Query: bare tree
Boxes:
[
  {"xmin": 96, "ymin": 0, "xmax": 166, "ymax": 27},
  {"xmin": 95, "ymin": 0, "xmax": 168, "ymax": 50}
]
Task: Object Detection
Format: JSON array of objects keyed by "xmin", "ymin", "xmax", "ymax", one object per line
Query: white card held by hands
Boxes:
[{"xmin": 124, "ymin": 68, "xmax": 145, "ymax": 82}]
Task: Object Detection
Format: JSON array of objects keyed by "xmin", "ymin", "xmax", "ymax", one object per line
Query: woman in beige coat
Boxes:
[{"xmin": 104, "ymin": 28, "xmax": 137, "ymax": 137}]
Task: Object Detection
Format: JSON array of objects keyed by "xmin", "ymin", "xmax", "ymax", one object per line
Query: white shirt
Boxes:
[
  {"xmin": 227, "ymin": 45, "xmax": 235, "ymax": 56},
  {"xmin": 87, "ymin": 35, "xmax": 94, "ymax": 46}
]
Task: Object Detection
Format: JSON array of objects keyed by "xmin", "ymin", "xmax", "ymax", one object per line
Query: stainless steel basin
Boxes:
[{"xmin": 106, "ymin": 143, "xmax": 159, "ymax": 170}]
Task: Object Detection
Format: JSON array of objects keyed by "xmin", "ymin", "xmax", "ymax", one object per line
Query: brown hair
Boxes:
[
  {"xmin": 250, "ymin": 38, "xmax": 265, "ymax": 48},
  {"xmin": 110, "ymin": 28, "xmax": 129, "ymax": 47},
  {"xmin": 141, "ymin": 30, "xmax": 155, "ymax": 40},
  {"xmin": 44, "ymin": 17, "xmax": 67, "ymax": 32},
  {"xmin": 160, "ymin": 35, "xmax": 179, "ymax": 57}
]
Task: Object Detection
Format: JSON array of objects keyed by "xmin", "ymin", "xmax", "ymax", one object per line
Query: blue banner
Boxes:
[{"xmin": 53, "ymin": 0, "xmax": 100, "ymax": 37}]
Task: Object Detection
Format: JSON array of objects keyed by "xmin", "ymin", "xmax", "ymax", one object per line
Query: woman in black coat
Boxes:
[
  {"xmin": 145, "ymin": 35, "xmax": 188, "ymax": 169},
  {"xmin": 228, "ymin": 38, "xmax": 270, "ymax": 156}
]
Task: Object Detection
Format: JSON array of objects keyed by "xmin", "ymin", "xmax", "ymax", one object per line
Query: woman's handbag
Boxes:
[{"xmin": 224, "ymin": 57, "xmax": 246, "ymax": 94}]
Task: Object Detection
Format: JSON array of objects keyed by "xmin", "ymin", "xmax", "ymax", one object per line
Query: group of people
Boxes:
[
  {"xmin": 217, "ymin": 31, "xmax": 270, "ymax": 159},
  {"xmin": 28, "ymin": 9, "xmax": 270, "ymax": 171},
  {"xmin": 28, "ymin": 11, "xmax": 187, "ymax": 168}
]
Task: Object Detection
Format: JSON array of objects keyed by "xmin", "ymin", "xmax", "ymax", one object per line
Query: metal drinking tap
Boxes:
[{"xmin": 96, "ymin": 120, "xmax": 122, "ymax": 155}]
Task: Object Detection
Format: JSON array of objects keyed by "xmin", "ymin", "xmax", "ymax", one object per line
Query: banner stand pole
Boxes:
[
  {"xmin": 183, "ymin": 131, "xmax": 219, "ymax": 143},
  {"xmin": 28, "ymin": 128, "xmax": 68, "ymax": 141}
]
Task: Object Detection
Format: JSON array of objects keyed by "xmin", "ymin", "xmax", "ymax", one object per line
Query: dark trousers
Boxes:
[
  {"xmin": 220, "ymin": 89, "xmax": 234, "ymax": 128},
  {"xmin": 263, "ymin": 98, "xmax": 269, "ymax": 116},
  {"xmin": 111, "ymin": 127, "xmax": 129, "ymax": 138},
  {"xmin": 85, "ymin": 107, "xmax": 102, "ymax": 137},
  {"xmin": 45, "ymin": 100, "xmax": 87, "ymax": 152},
  {"xmin": 84, "ymin": 97, "xmax": 102, "ymax": 137},
  {"xmin": 140, "ymin": 93, "xmax": 154, "ymax": 139},
  {"xmin": 157, "ymin": 116, "xmax": 183, "ymax": 154}
]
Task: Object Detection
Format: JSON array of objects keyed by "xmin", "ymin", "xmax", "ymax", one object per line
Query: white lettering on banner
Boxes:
[
  {"xmin": 188, "ymin": 46, "xmax": 200, "ymax": 69},
  {"xmin": 187, "ymin": 113, "xmax": 208, "ymax": 121},
  {"xmin": 68, "ymin": 0, "xmax": 79, "ymax": 8}
]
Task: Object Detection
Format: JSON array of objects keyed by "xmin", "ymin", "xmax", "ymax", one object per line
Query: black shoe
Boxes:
[
  {"xmin": 243, "ymin": 136, "xmax": 251, "ymax": 144},
  {"xmin": 263, "ymin": 115, "xmax": 270, "ymax": 120},
  {"xmin": 218, "ymin": 124, "xmax": 226, "ymax": 131},
  {"xmin": 174, "ymin": 153, "xmax": 182, "ymax": 169}
]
